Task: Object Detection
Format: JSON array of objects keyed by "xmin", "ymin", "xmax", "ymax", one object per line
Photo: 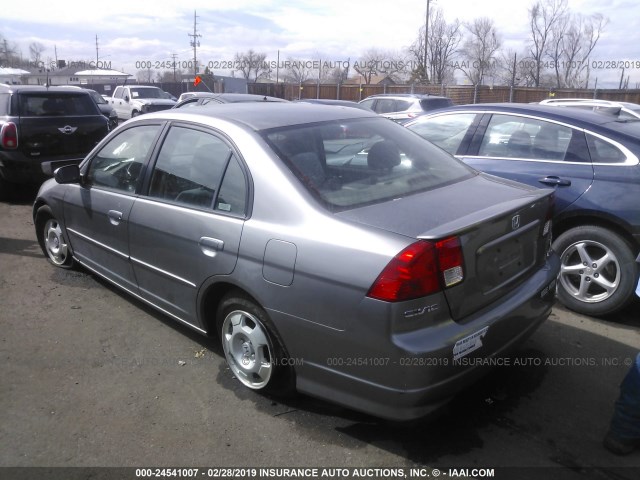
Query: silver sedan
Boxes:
[{"xmin": 34, "ymin": 103, "xmax": 559, "ymax": 421}]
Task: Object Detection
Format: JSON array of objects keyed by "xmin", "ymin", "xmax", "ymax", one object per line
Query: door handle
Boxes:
[
  {"xmin": 107, "ymin": 210, "xmax": 123, "ymax": 226},
  {"xmin": 199, "ymin": 237, "xmax": 224, "ymax": 257},
  {"xmin": 538, "ymin": 176, "xmax": 571, "ymax": 187}
]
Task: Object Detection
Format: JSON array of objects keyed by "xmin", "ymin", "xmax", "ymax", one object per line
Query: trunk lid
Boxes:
[{"xmin": 336, "ymin": 173, "xmax": 553, "ymax": 321}]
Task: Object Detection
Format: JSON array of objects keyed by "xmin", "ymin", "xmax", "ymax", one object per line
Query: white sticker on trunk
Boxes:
[{"xmin": 453, "ymin": 326, "xmax": 489, "ymax": 361}]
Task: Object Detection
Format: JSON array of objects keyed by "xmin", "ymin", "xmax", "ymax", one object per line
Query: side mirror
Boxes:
[
  {"xmin": 124, "ymin": 95, "xmax": 130, "ymax": 102},
  {"xmin": 54, "ymin": 164, "xmax": 81, "ymax": 184}
]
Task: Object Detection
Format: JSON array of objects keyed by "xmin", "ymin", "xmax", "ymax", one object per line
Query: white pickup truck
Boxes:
[{"xmin": 108, "ymin": 85, "xmax": 176, "ymax": 121}]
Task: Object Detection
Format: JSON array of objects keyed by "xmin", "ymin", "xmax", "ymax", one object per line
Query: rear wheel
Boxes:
[
  {"xmin": 553, "ymin": 225, "xmax": 637, "ymax": 316},
  {"xmin": 35, "ymin": 205, "xmax": 75, "ymax": 268},
  {"xmin": 217, "ymin": 293, "xmax": 294, "ymax": 395}
]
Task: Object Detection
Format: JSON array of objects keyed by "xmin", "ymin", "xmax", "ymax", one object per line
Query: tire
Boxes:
[
  {"xmin": 131, "ymin": 110, "xmax": 139, "ymax": 118},
  {"xmin": 553, "ymin": 225, "xmax": 637, "ymax": 316},
  {"xmin": 217, "ymin": 293, "xmax": 295, "ymax": 395},
  {"xmin": 35, "ymin": 205, "xmax": 75, "ymax": 269}
]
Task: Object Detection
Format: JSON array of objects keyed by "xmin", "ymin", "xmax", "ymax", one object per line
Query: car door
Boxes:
[
  {"xmin": 63, "ymin": 123, "xmax": 163, "ymax": 291},
  {"xmin": 128, "ymin": 124, "xmax": 247, "ymax": 328},
  {"xmin": 462, "ymin": 113, "xmax": 594, "ymax": 214}
]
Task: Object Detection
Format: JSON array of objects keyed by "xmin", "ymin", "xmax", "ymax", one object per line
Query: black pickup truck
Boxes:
[{"xmin": 0, "ymin": 85, "xmax": 109, "ymax": 199}]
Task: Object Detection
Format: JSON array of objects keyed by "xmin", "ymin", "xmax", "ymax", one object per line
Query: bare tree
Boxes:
[
  {"xmin": 497, "ymin": 49, "xmax": 527, "ymax": 86},
  {"xmin": 408, "ymin": 7, "xmax": 461, "ymax": 84},
  {"xmin": 29, "ymin": 42, "xmax": 46, "ymax": 64},
  {"xmin": 282, "ymin": 57, "xmax": 313, "ymax": 83},
  {"xmin": 233, "ymin": 50, "xmax": 270, "ymax": 82},
  {"xmin": 459, "ymin": 17, "xmax": 502, "ymax": 85},
  {"xmin": 136, "ymin": 69, "xmax": 153, "ymax": 83},
  {"xmin": 550, "ymin": 13, "xmax": 607, "ymax": 88},
  {"xmin": 527, "ymin": 0, "xmax": 568, "ymax": 87},
  {"xmin": 353, "ymin": 49, "xmax": 407, "ymax": 84}
]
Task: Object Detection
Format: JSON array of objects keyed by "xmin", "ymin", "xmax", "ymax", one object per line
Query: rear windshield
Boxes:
[
  {"xmin": 18, "ymin": 93, "xmax": 98, "ymax": 116},
  {"xmin": 420, "ymin": 98, "xmax": 453, "ymax": 110},
  {"xmin": 263, "ymin": 117, "xmax": 475, "ymax": 211}
]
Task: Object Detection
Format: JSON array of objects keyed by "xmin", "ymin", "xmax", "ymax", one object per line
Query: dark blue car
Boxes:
[{"xmin": 407, "ymin": 103, "xmax": 640, "ymax": 317}]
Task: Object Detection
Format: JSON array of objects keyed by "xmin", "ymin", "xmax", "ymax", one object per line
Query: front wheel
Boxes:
[
  {"xmin": 35, "ymin": 205, "xmax": 75, "ymax": 269},
  {"xmin": 553, "ymin": 225, "xmax": 637, "ymax": 316},
  {"xmin": 217, "ymin": 293, "xmax": 295, "ymax": 395}
]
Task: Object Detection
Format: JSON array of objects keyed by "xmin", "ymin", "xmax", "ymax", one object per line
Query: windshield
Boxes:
[
  {"xmin": 130, "ymin": 87, "xmax": 164, "ymax": 99},
  {"xmin": 263, "ymin": 117, "xmax": 475, "ymax": 211},
  {"xmin": 88, "ymin": 90, "xmax": 107, "ymax": 104}
]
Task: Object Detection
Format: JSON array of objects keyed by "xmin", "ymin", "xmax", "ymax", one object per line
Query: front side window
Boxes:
[
  {"xmin": 478, "ymin": 114, "xmax": 573, "ymax": 161},
  {"xmin": 149, "ymin": 126, "xmax": 237, "ymax": 211},
  {"xmin": 264, "ymin": 117, "xmax": 475, "ymax": 211},
  {"xmin": 86, "ymin": 125, "xmax": 160, "ymax": 192},
  {"xmin": 408, "ymin": 113, "xmax": 477, "ymax": 155}
]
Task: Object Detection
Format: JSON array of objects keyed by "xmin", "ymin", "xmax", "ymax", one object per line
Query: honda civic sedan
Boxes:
[
  {"xmin": 34, "ymin": 103, "xmax": 559, "ymax": 421},
  {"xmin": 407, "ymin": 104, "xmax": 640, "ymax": 317}
]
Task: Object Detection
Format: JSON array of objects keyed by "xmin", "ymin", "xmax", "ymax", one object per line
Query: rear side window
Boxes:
[
  {"xmin": 586, "ymin": 134, "xmax": 627, "ymax": 164},
  {"xmin": 18, "ymin": 93, "xmax": 98, "ymax": 116},
  {"xmin": 0, "ymin": 93, "xmax": 9, "ymax": 115},
  {"xmin": 478, "ymin": 114, "xmax": 573, "ymax": 161},
  {"xmin": 264, "ymin": 117, "xmax": 475, "ymax": 211}
]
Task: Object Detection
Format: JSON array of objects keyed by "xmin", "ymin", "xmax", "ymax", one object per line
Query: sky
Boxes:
[{"xmin": 1, "ymin": 0, "xmax": 639, "ymax": 87}]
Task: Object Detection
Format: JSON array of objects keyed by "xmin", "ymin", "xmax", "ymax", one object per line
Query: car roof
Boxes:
[
  {"xmin": 139, "ymin": 102, "xmax": 378, "ymax": 131},
  {"xmin": 364, "ymin": 93, "xmax": 448, "ymax": 99},
  {"xmin": 0, "ymin": 84, "xmax": 92, "ymax": 94},
  {"xmin": 417, "ymin": 102, "xmax": 640, "ymax": 141}
]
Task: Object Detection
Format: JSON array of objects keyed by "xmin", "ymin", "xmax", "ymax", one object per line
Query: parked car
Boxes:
[
  {"xmin": 295, "ymin": 98, "xmax": 373, "ymax": 111},
  {"xmin": 33, "ymin": 103, "xmax": 558, "ymax": 421},
  {"xmin": 107, "ymin": 85, "xmax": 176, "ymax": 121},
  {"xmin": 0, "ymin": 84, "xmax": 109, "ymax": 199},
  {"xmin": 84, "ymin": 88, "xmax": 119, "ymax": 129},
  {"xmin": 540, "ymin": 98, "xmax": 640, "ymax": 121},
  {"xmin": 173, "ymin": 92, "xmax": 287, "ymax": 109},
  {"xmin": 406, "ymin": 103, "xmax": 640, "ymax": 316},
  {"xmin": 58, "ymin": 86, "xmax": 118, "ymax": 129},
  {"xmin": 359, "ymin": 93, "xmax": 453, "ymax": 123}
]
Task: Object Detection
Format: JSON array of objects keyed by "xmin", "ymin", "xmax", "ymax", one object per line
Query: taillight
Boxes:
[
  {"xmin": 367, "ymin": 238, "xmax": 465, "ymax": 302},
  {"xmin": 437, "ymin": 237, "xmax": 464, "ymax": 287},
  {"xmin": 1, "ymin": 123, "xmax": 18, "ymax": 149}
]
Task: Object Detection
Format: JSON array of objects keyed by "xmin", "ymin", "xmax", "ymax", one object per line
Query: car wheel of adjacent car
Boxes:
[
  {"xmin": 553, "ymin": 225, "xmax": 637, "ymax": 316},
  {"xmin": 35, "ymin": 205, "xmax": 75, "ymax": 269},
  {"xmin": 217, "ymin": 293, "xmax": 295, "ymax": 395},
  {"xmin": 131, "ymin": 110, "xmax": 139, "ymax": 117}
]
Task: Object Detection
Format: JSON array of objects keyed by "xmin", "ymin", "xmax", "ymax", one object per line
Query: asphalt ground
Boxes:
[{"xmin": 1, "ymin": 190, "xmax": 639, "ymax": 480}]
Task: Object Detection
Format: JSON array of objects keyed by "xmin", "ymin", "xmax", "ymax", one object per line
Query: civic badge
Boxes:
[
  {"xmin": 511, "ymin": 214, "xmax": 521, "ymax": 230},
  {"xmin": 58, "ymin": 125, "xmax": 78, "ymax": 135}
]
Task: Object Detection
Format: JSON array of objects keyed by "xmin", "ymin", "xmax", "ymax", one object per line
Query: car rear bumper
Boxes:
[
  {"xmin": 0, "ymin": 151, "xmax": 83, "ymax": 184},
  {"xmin": 286, "ymin": 253, "xmax": 560, "ymax": 421}
]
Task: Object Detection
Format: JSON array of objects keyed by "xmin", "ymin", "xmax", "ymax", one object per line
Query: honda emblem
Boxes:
[{"xmin": 512, "ymin": 214, "xmax": 521, "ymax": 230}]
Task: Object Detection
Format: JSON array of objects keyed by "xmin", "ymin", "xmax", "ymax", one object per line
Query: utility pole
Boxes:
[
  {"xmin": 95, "ymin": 35, "xmax": 99, "ymax": 66},
  {"xmin": 171, "ymin": 53, "xmax": 178, "ymax": 82},
  {"xmin": 424, "ymin": 0, "xmax": 430, "ymax": 83},
  {"xmin": 188, "ymin": 10, "xmax": 202, "ymax": 79}
]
